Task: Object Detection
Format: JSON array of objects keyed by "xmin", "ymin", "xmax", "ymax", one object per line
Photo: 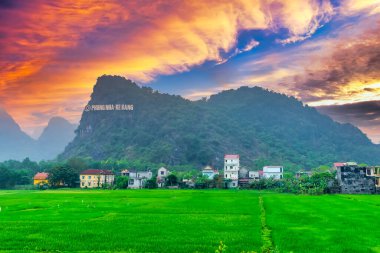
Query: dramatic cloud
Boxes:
[
  {"xmin": 2, "ymin": 0, "xmax": 380, "ymax": 143},
  {"xmin": 292, "ymin": 19, "xmax": 380, "ymax": 105},
  {"xmin": 0, "ymin": 0, "xmax": 334, "ymax": 134},
  {"xmin": 317, "ymin": 101, "xmax": 380, "ymax": 143},
  {"xmin": 183, "ymin": 5, "xmax": 380, "ymax": 142},
  {"xmin": 340, "ymin": 0, "xmax": 380, "ymax": 16}
]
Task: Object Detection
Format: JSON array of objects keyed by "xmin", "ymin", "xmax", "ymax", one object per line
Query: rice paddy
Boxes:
[{"xmin": 0, "ymin": 190, "xmax": 379, "ymax": 253}]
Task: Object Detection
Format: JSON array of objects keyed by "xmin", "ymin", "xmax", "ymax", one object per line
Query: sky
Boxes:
[{"xmin": 1, "ymin": 0, "xmax": 380, "ymax": 142}]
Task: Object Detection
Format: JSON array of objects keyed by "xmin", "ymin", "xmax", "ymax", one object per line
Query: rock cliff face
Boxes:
[{"xmin": 59, "ymin": 75, "xmax": 380, "ymax": 169}]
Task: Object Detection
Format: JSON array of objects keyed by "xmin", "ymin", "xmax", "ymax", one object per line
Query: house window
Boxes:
[
  {"xmin": 225, "ymin": 160, "xmax": 227, "ymax": 163},
  {"xmin": 88, "ymin": 182, "xmax": 91, "ymax": 186},
  {"xmin": 230, "ymin": 166, "xmax": 233, "ymax": 169},
  {"xmin": 225, "ymin": 174, "xmax": 227, "ymax": 178},
  {"xmin": 366, "ymin": 169, "xmax": 371, "ymax": 176},
  {"xmin": 280, "ymin": 168, "xmax": 283, "ymax": 173},
  {"xmin": 161, "ymin": 171, "xmax": 164, "ymax": 175},
  {"xmin": 82, "ymin": 176, "xmax": 84, "ymax": 179},
  {"xmin": 81, "ymin": 182, "xmax": 84, "ymax": 186},
  {"xmin": 88, "ymin": 176, "xmax": 91, "ymax": 179},
  {"xmin": 280, "ymin": 175, "xmax": 283, "ymax": 179},
  {"xmin": 232, "ymin": 183, "xmax": 235, "ymax": 186},
  {"xmin": 129, "ymin": 179, "xmax": 134, "ymax": 185}
]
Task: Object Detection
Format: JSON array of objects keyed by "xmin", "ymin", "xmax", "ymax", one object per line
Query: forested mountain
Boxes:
[
  {"xmin": 0, "ymin": 110, "xmax": 76, "ymax": 161},
  {"xmin": 59, "ymin": 75, "xmax": 380, "ymax": 169}
]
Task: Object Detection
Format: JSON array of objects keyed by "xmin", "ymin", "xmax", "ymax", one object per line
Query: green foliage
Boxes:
[
  {"xmin": 0, "ymin": 167, "xmax": 17, "ymax": 189},
  {"xmin": 250, "ymin": 172, "xmax": 337, "ymax": 195},
  {"xmin": 48, "ymin": 166, "xmax": 78, "ymax": 187},
  {"xmin": 215, "ymin": 241, "xmax": 227, "ymax": 253},
  {"xmin": 195, "ymin": 175, "xmax": 212, "ymax": 189},
  {"xmin": 145, "ymin": 177, "xmax": 158, "ymax": 189},
  {"xmin": 312, "ymin": 165, "xmax": 330, "ymax": 173},
  {"xmin": 165, "ymin": 174, "xmax": 178, "ymax": 186},
  {"xmin": 115, "ymin": 176, "xmax": 129, "ymax": 189}
]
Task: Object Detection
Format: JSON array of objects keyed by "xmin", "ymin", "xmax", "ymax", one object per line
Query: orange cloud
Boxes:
[{"xmin": 0, "ymin": 0, "xmax": 340, "ymax": 135}]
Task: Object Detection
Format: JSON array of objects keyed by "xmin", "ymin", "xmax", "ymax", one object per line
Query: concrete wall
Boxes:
[{"xmin": 337, "ymin": 166, "xmax": 376, "ymax": 194}]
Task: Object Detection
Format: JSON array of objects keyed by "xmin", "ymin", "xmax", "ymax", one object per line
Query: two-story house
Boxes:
[
  {"xmin": 121, "ymin": 169, "xmax": 153, "ymax": 189},
  {"xmin": 263, "ymin": 166, "xmax": 283, "ymax": 179},
  {"xmin": 80, "ymin": 169, "xmax": 115, "ymax": 188},
  {"xmin": 157, "ymin": 167, "xmax": 169, "ymax": 188}
]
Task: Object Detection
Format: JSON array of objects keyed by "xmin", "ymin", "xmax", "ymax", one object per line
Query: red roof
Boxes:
[
  {"xmin": 333, "ymin": 162, "xmax": 346, "ymax": 167},
  {"xmin": 80, "ymin": 169, "xmax": 114, "ymax": 175},
  {"xmin": 34, "ymin": 172, "xmax": 49, "ymax": 180},
  {"xmin": 224, "ymin": 154, "xmax": 239, "ymax": 159},
  {"xmin": 258, "ymin": 170, "xmax": 264, "ymax": 175}
]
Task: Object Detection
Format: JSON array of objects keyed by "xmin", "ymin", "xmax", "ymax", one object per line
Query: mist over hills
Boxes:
[
  {"xmin": 37, "ymin": 117, "xmax": 77, "ymax": 160},
  {"xmin": 0, "ymin": 108, "xmax": 36, "ymax": 161},
  {"xmin": 0, "ymin": 110, "xmax": 76, "ymax": 161},
  {"xmin": 59, "ymin": 75, "xmax": 380, "ymax": 169}
]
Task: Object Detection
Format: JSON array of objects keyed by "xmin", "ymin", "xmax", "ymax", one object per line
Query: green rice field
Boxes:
[{"xmin": 0, "ymin": 190, "xmax": 379, "ymax": 253}]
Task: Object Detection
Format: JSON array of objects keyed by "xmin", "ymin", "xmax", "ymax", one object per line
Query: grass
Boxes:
[
  {"xmin": 0, "ymin": 190, "xmax": 261, "ymax": 253},
  {"xmin": 0, "ymin": 190, "xmax": 379, "ymax": 253},
  {"xmin": 263, "ymin": 193, "xmax": 380, "ymax": 253}
]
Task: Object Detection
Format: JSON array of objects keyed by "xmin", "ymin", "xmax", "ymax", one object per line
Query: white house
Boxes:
[
  {"xmin": 121, "ymin": 169, "xmax": 153, "ymax": 189},
  {"xmin": 224, "ymin": 154, "xmax": 240, "ymax": 188},
  {"xmin": 202, "ymin": 166, "xmax": 219, "ymax": 179},
  {"xmin": 248, "ymin": 171, "xmax": 260, "ymax": 180},
  {"xmin": 262, "ymin": 166, "xmax": 283, "ymax": 179},
  {"xmin": 157, "ymin": 167, "xmax": 169, "ymax": 188}
]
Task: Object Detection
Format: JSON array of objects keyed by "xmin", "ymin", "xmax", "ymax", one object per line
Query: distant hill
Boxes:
[
  {"xmin": 0, "ymin": 109, "xmax": 76, "ymax": 161},
  {"xmin": 59, "ymin": 75, "xmax": 380, "ymax": 169},
  {"xmin": 37, "ymin": 117, "xmax": 77, "ymax": 160},
  {"xmin": 0, "ymin": 108, "xmax": 36, "ymax": 161}
]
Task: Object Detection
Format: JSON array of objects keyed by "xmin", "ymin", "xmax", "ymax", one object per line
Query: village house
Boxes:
[
  {"xmin": 182, "ymin": 178, "xmax": 195, "ymax": 188},
  {"xmin": 333, "ymin": 162, "xmax": 358, "ymax": 170},
  {"xmin": 224, "ymin": 154, "xmax": 240, "ymax": 188},
  {"xmin": 295, "ymin": 170, "xmax": 313, "ymax": 178},
  {"xmin": 157, "ymin": 167, "xmax": 169, "ymax": 188},
  {"xmin": 201, "ymin": 166, "xmax": 219, "ymax": 179},
  {"xmin": 80, "ymin": 169, "xmax": 115, "ymax": 188},
  {"xmin": 332, "ymin": 162, "xmax": 347, "ymax": 173},
  {"xmin": 263, "ymin": 166, "xmax": 283, "ymax": 179},
  {"xmin": 121, "ymin": 169, "xmax": 153, "ymax": 189},
  {"xmin": 366, "ymin": 166, "xmax": 380, "ymax": 189},
  {"xmin": 237, "ymin": 167, "xmax": 249, "ymax": 187},
  {"xmin": 248, "ymin": 171, "xmax": 260, "ymax": 182},
  {"xmin": 33, "ymin": 172, "xmax": 49, "ymax": 186},
  {"xmin": 336, "ymin": 163, "xmax": 376, "ymax": 194}
]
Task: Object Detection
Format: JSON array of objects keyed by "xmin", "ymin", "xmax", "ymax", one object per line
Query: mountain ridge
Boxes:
[{"xmin": 59, "ymin": 75, "xmax": 380, "ymax": 169}]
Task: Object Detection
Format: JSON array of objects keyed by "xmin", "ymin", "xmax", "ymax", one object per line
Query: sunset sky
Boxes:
[{"xmin": 1, "ymin": 0, "xmax": 380, "ymax": 142}]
